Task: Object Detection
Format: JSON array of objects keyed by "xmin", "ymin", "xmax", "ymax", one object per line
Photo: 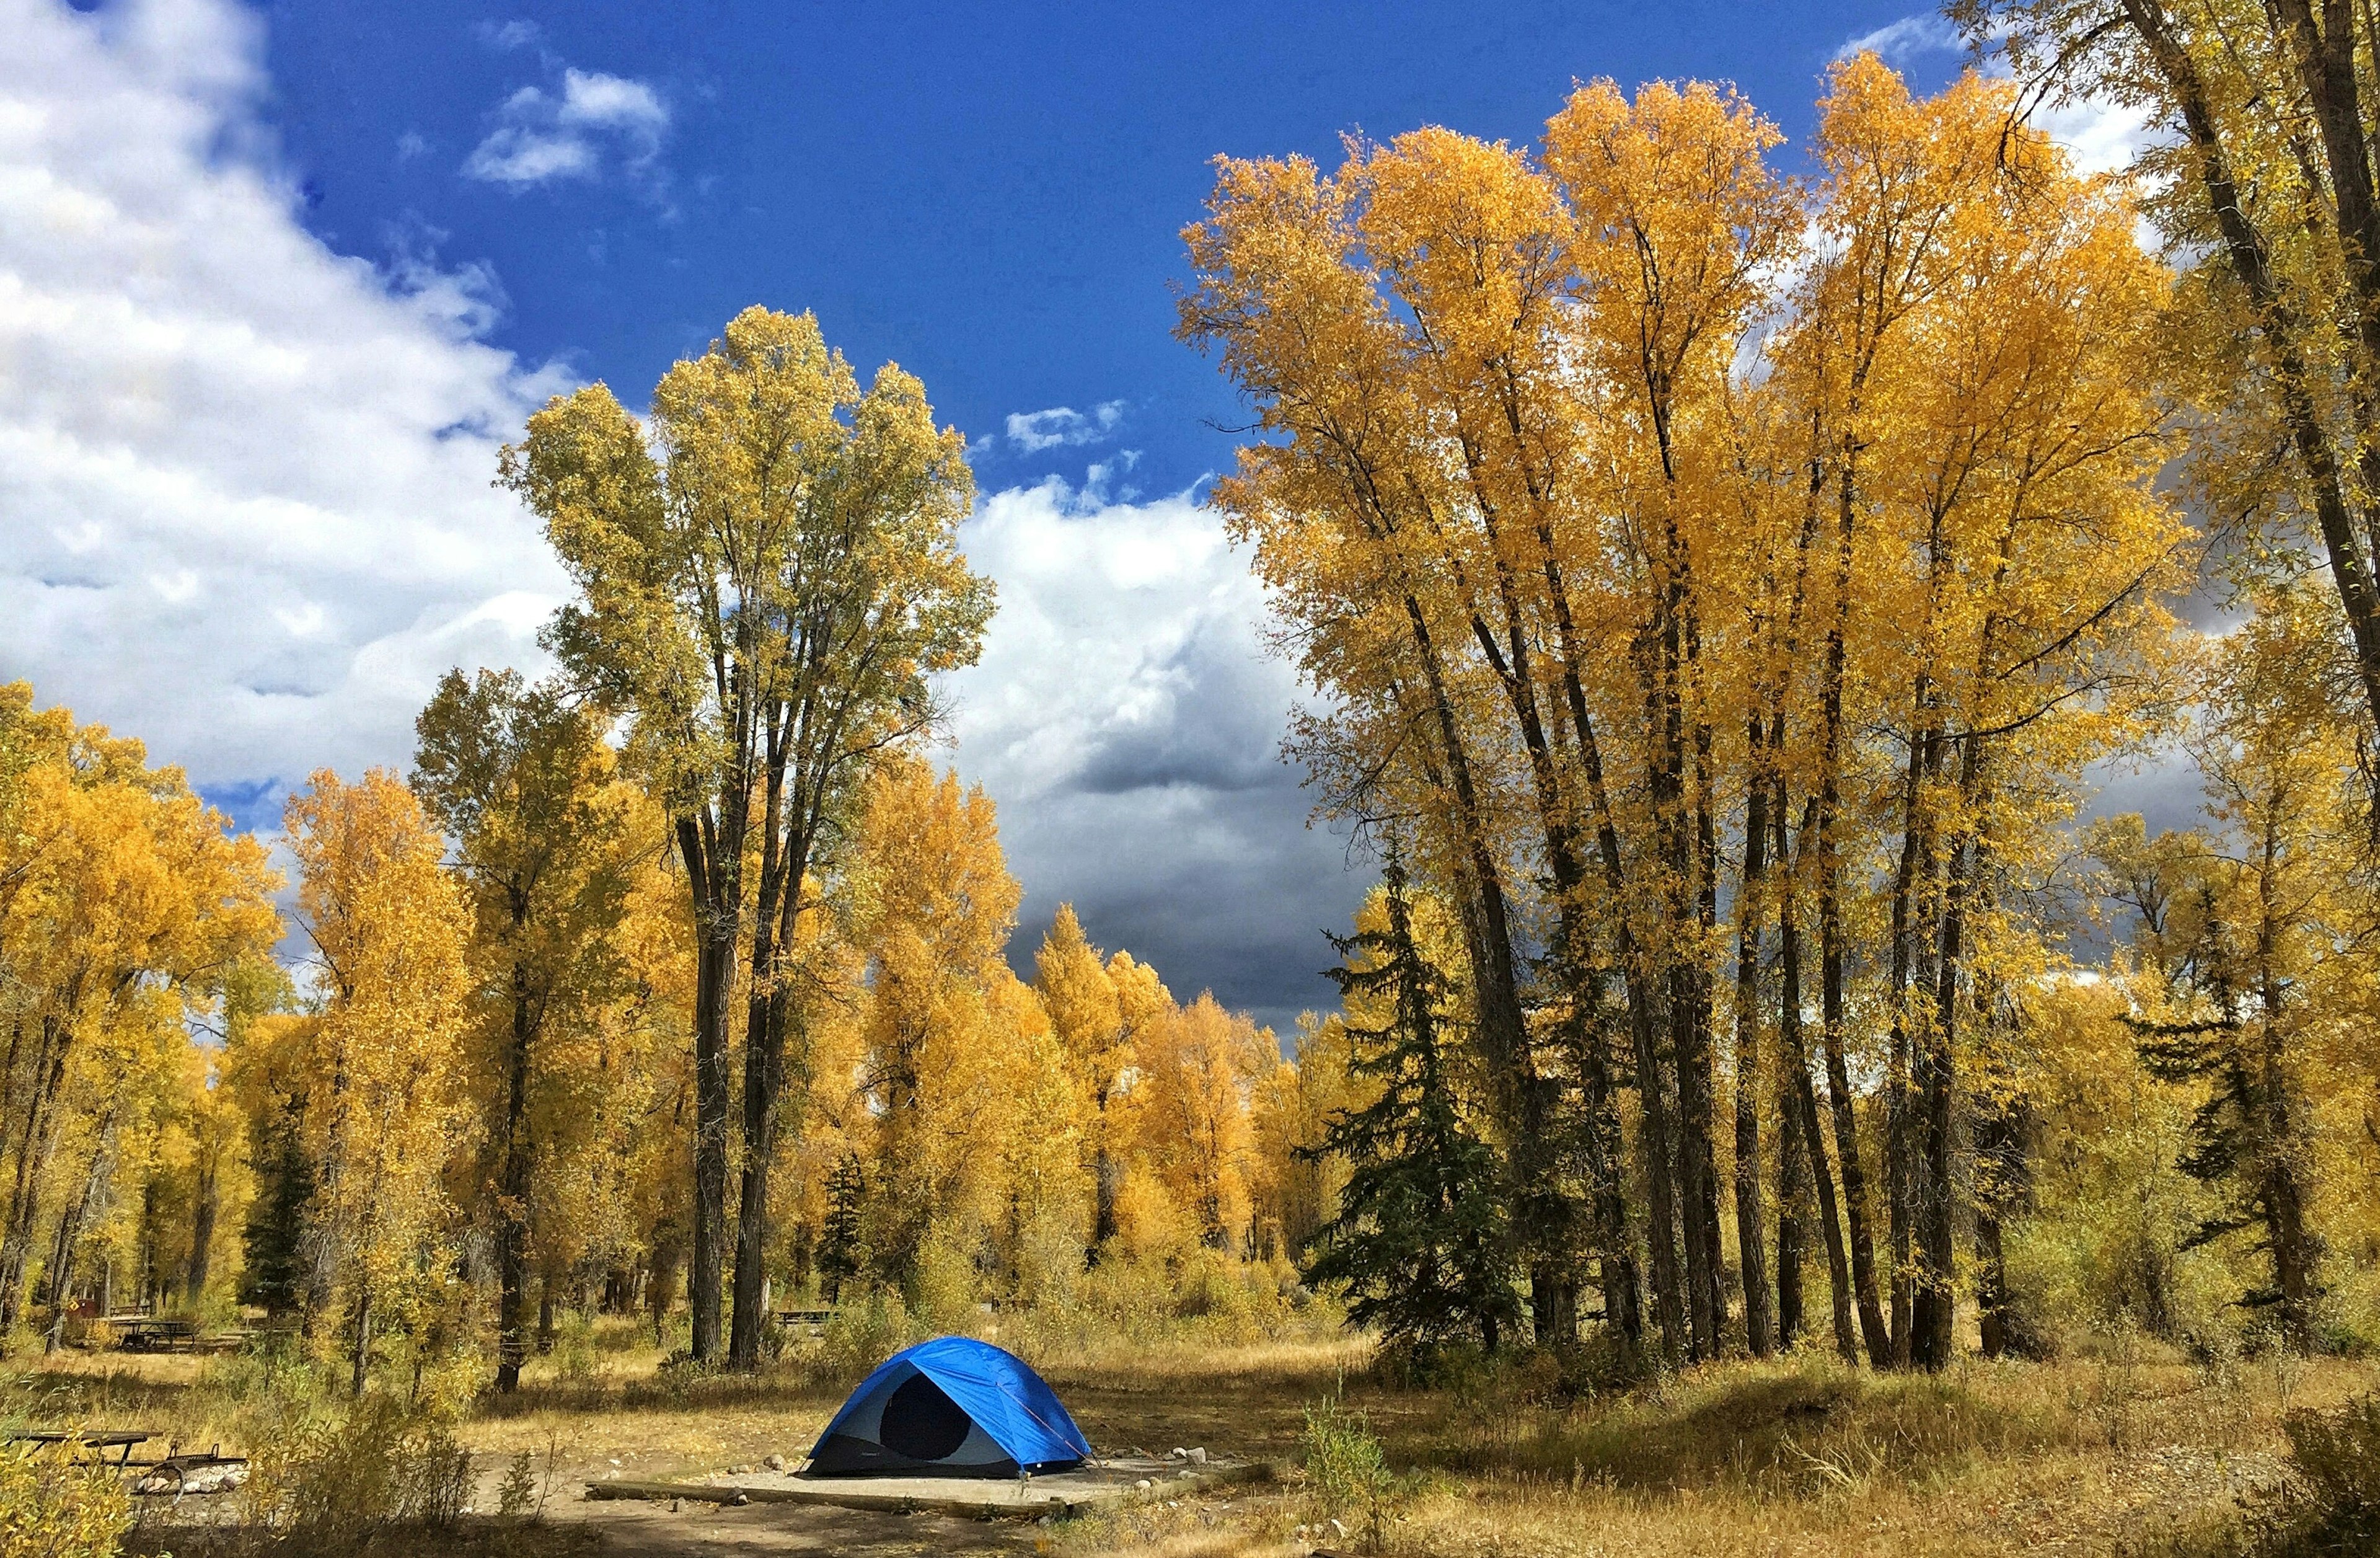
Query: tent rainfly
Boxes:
[{"xmin": 804, "ymin": 1336, "xmax": 1094, "ymax": 1477}]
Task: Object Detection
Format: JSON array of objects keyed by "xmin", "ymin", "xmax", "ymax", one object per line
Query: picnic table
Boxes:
[
  {"xmin": 113, "ymin": 1317, "xmax": 200, "ymax": 1352},
  {"xmin": 773, "ymin": 1307, "xmax": 834, "ymax": 1334},
  {"xmin": 4, "ymin": 1429, "xmax": 154, "ymax": 1469}
]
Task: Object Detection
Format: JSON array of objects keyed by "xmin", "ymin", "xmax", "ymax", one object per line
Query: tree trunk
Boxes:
[
  {"xmin": 1882, "ymin": 713, "xmax": 1941, "ymax": 1371},
  {"xmin": 2253, "ymin": 818, "xmax": 2320, "ymax": 1352},
  {"xmin": 351, "ymin": 1281, "xmax": 373, "ymax": 1397},
  {"xmin": 1732, "ymin": 720, "xmax": 1774, "ymax": 1356},
  {"xmin": 1914, "ymin": 740, "xmax": 1983, "ymax": 1371},
  {"xmin": 1091, "ymin": 1128, "xmax": 1121, "ymax": 1252},
  {"xmin": 731, "ymin": 967, "xmax": 802, "ymax": 1366},
  {"xmin": 0, "ymin": 1017, "xmax": 74, "ymax": 1336},
  {"xmin": 1820, "ymin": 856, "xmax": 1890, "ymax": 1367},
  {"xmin": 1774, "ymin": 1053, "xmax": 1808, "ymax": 1350},
  {"xmin": 42, "ymin": 1103, "xmax": 118, "ymax": 1353},
  {"xmin": 681, "ymin": 811, "xmax": 738, "ymax": 1366},
  {"xmin": 185, "ymin": 1151, "xmax": 218, "ymax": 1306},
  {"xmin": 1567, "ymin": 983, "xmax": 1642, "ymax": 1368},
  {"xmin": 1974, "ymin": 1081, "xmax": 2028, "ymax": 1360},
  {"xmin": 495, "ymin": 947, "xmax": 536, "ymax": 1393},
  {"xmin": 1780, "ymin": 792, "xmax": 1859, "ymax": 1363}
]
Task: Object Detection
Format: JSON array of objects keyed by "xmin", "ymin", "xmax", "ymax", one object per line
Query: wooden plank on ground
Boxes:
[{"xmin": 583, "ymin": 1477, "xmax": 1083, "ymax": 1517}]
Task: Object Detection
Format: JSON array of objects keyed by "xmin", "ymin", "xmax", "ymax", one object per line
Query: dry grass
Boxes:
[
  {"xmin": 1049, "ymin": 1341, "xmax": 2378, "ymax": 1558},
  {"xmin": 4, "ymin": 1327, "xmax": 2374, "ymax": 1557}
]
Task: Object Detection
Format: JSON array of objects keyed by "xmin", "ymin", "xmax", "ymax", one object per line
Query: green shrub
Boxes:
[
  {"xmin": 0, "ymin": 1436, "xmax": 132, "ymax": 1558},
  {"xmin": 802, "ymin": 1287, "xmax": 919, "ymax": 1388},
  {"xmin": 1301, "ymin": 1388, "xmax": 1395, "ymax": 1555}
]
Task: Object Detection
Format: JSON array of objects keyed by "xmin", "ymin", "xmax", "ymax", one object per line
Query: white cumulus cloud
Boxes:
[
  {"xmin": 0, "ymin": 0, "xmax": 570, "ymax": 819},
  {"xmin": 462, "ymin": 66, "xmax": 668, "ymax": 191},
  {"xmin": 0, "ymin": 0, "xmax": 1364, "ymax": 1017}
]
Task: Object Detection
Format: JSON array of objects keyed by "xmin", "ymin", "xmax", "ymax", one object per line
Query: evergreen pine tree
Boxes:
[
  {"xmin": 819, "ymin": 1153, "xmax": 866, "ymax": 1304},
  {"xmin": 1301, "ymin": 853, "xmax": 1520, "ymax": 1353},
  {"xmin": 239, "ymin": 1097, "xmax": 314, "ymax": 1317},
  {"xmin": 2128, "ymin": 894, "xmax": 2323, "ymax": 1351}
]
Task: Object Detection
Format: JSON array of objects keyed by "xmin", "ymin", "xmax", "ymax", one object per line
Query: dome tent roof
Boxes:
[{"xmin": 804, "ymin": 1335, "xmax": 1094, "ymax": 1477}]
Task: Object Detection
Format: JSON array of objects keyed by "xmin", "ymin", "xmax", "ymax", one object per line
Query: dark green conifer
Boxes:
[{"xmin": 1302, "ymin": 852, "xmax": 1519, "ymax": 1354}]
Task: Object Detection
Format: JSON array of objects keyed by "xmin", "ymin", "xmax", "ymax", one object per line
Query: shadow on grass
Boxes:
[
  {"xmin": 131, "ymin": 1515, "xmax": 604, "ymax": 1558},
  {"xmin": 469, "ymin": 1365, "xmax": 853, "ymax": 1422},
  {"xmin": 1, "ymin": 1358, "xmax": 213, "ymax": 1430},
  {"xmin": 1415, "ymin": 1358, "xmax": 2073, "ymax": 1497}
]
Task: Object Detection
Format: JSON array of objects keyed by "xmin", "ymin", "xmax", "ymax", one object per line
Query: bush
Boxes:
[
  {"xmin": 1301, "ymin": 1388, "xmax": 1395, "ymax": 1555},
  {"xmin": 0, "ymin": 1436, "xmax": 132, "ymax": 1558},
  {"xmin": 239, "ymin": 1394, "xmax": 472, "ymax": 1551},
  {"xmin": 2247, "ymin": 1392, "xmax": 2380, "ymax": 1555},
  {"xmin": 802, "ymin": 1287, "xmax": 920, "ymax": 1388}
]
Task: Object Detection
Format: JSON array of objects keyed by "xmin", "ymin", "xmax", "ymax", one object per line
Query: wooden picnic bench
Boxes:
[
  {"xmin": 773, "ymin": 1307, "xmax": 834, "ymax": 1334},
  {"xmin": 113, "ymin": 1317, "xmax": 201, "ymax": 1352},
  {"xmin": 4, "ymin": 1429, "xmax": 154, "ymax": 1469}
]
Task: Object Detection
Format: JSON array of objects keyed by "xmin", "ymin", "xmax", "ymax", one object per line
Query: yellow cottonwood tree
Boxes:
[
  {"xmin": 1032, "ymin": 905, "xmax": 1127, "ymax": 1250},
  {"xmin": 506, "ymin": 306, "xmax": 992, "ymax": 1363},
  {"xmin": 1183, "ymin": 55, "xmax": 2188, "ymax": 1370},
  {"xmin": 0, "ymin": 685, "xmax": 279, "ymax": 1347},
  {"xmin": 280, "ymin": 769, "xmax": 470, "ymax": 1392},
  {"xmin": 1130, "ymin": 994, "xmax": 1271, "ymax": 1254}
]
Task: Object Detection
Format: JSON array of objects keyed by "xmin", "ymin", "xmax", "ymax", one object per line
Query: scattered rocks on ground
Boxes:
[{"xmin": 764, "ymin": 1453, "xmax": 787, "ymax": 1471}]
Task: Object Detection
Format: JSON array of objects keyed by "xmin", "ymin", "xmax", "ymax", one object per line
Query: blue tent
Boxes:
[{"xmin": 804, "ymin": 1336, "xmax": 1094, "ymax": 1477}]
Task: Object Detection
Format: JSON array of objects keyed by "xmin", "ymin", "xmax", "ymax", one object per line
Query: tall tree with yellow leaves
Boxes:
[
  {"xmin": 1184, "ymin": 55, "xmax": 2188, "ymax": 1372},
  {"xmin": 1032, "ymin": 905, "xmax": 1127, "ymax": 1252},
  {"xmin": 413, "ymin": 668, "xmax": 653, "ymax": 1392},
  {"xmin": 280, "ymin": 769, "xmax": 470, "ymax": 1393},
  {"xmin": 0, "ymin": 685, "xmax": 279, "ymax": 1346},
  {"xmin": 845, "ymin": 760, "xmax": 1075, "ymax": 1304},
  {"xmin": 1133, "ymin": 994, "xmax": 1272, "ymax": 1252},
  {"xmin": 503, "ymin": 306, "xmax": 994, "ymax": 1364}
]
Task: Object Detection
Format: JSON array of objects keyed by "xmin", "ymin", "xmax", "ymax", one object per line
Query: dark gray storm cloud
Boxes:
[{"xmin": 939, "ymin": 477, "xmax": 1371, "ymax": 1040}]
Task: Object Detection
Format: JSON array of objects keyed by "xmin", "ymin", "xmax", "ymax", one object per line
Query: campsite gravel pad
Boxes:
[{"xmin": 584, "ymin": 1454, "xmax": 1250, "ymax": 1518}]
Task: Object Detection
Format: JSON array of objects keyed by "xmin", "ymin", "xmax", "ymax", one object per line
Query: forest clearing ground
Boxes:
[{"xmin": 5, "ymin": 1330, "xmax": 2373, "ymax": 1556}]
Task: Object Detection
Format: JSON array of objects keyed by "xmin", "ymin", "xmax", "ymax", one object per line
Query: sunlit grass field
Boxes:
[{"xmin": 6, "ymin": 1319, "xmax": 2373, "ymax": 1556}]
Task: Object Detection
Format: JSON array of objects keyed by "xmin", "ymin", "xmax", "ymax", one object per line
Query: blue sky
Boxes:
[
  {"xmin": 261, "ymin": 0, "xmax": 1962, "ymax": 501},
  {"xmin": 4, "ymin": 1, "xmax": 2033, "ymax": 1030}
]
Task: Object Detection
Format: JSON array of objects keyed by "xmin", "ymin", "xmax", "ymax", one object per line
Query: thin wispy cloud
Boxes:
[
  {"xmin": 1834, "ymin": 14, "xmax": 1964, "ymax": 66},
  {"xmin": 1003, "ymin": 400, "xmax": 1126, "ymax": 453},
  {"xmin": 476, "ymin": 18, "xmax": 542, "ymax": 53},
  {"xmin": 462, "ymin": 66, "xmax": 669, "ymax": 191}
]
